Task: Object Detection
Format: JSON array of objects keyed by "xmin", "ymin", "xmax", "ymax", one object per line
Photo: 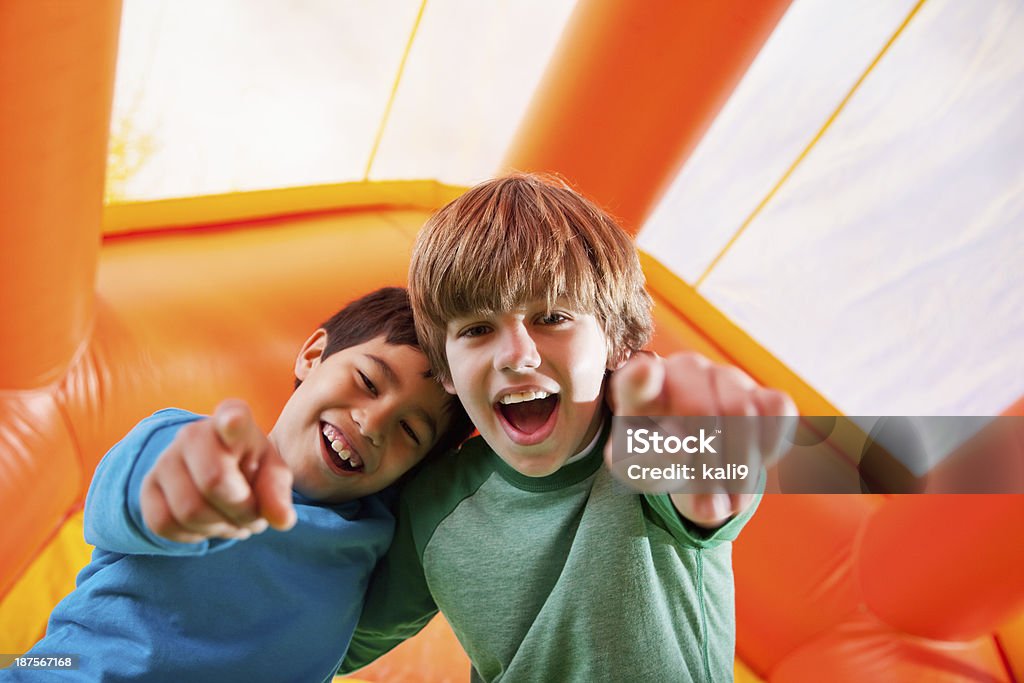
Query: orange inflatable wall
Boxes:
[{"xmin": 2, "ymin": 2, "xmax": 1023, "ymax": 681}]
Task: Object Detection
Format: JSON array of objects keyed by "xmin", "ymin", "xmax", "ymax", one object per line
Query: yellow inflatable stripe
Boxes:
[
  {"xmin": 102, "ymin": 179, "xmax": 467, "ymax": 237},
  {"xmin": 695, "ymin": 0, "xmax": 930, "ymax": 288},
  {"xmin": 734, "ymin": 657, "xmax": 766, "ymax": 683},
  {"xmin": 642, "ymin": 250, "xmax": 880, "ymax": 468},
  {"xmin": 364, "ymin": 0, "xmax": 430, "ymax": 180},
  {"xmin": 0, "ymin": 511, "xmax": 93, "ymax": 653},
  {"xmin": 641, "ymin": 249, "xmax": 841, "ymax": 417}
]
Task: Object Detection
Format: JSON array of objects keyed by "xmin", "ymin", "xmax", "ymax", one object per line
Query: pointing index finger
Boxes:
[{"xmin": 213, "ymin": 399, "xmax": 261, "ymax": 456}]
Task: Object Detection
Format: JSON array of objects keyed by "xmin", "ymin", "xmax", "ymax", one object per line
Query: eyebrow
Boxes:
[
  {"xmin": 366, "ymin": 354, "xmax": 438, "ymax": 444},
  {"xmin": 366, "ymin": 354, "xmax": 400, "ymax": 388}
]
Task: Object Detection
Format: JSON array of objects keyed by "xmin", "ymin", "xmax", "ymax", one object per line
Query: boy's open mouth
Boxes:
[
  {"xmin": 321, "ymin": 421, "xmax": 364, "ymax": 474},
  {"xmin": 495, "ymin": 391, "xmax": 559, "ymax": 445}
]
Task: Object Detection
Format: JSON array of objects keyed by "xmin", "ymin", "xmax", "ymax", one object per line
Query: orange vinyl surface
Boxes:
[
  {"xmin": 0, "ymin": 0, "xmax": 120, "ymax": 389},
  {"xmin": 2, "ymin": 2, "xmax": 1022, "ymax": 680}
]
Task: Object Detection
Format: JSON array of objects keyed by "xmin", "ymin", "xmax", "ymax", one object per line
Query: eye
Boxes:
[
  {"xmin": 459, "ymin": 324, "xmax": 491, "ymax": 338},
  {"xmin": 400, "ymin": 420, "xmax": 421, "ymax": 446},
  {"xmin": 538, "ymin": 312, "xmax": 569, "ymax": 326},
  {"xmin": 358, "ymin": 371, "xmax": 378, "ymax": 397}
]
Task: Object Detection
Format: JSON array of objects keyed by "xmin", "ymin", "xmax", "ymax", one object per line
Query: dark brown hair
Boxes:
[{"xmin": 306, "ymin": 287, "xmax": 474, "ymax": 460}]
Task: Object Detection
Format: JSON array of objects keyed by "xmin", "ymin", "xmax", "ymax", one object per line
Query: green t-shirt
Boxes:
[{"xmin": 342, "ymin": 423, "xmax": 760, "ymax": 682}]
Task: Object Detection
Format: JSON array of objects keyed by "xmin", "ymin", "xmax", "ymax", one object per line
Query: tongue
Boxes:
[{"xmin": 500, "ymin": 396, "xmax": 557, "ymax": 434}]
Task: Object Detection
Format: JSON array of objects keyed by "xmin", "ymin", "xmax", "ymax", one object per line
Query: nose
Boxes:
[
  {"xmin": 351, "ymin": 403, "xmax": 388, "ymax": 448},
  {"xmin": 494, "ymin": 322, "xmax": 541, "ymax": 373}
]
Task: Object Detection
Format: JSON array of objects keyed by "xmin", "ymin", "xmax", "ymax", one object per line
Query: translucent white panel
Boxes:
[
  {"xmin": 638, "ymin": 0, "xmax": 918, "ymax": 282},
  {"xmin": 369, "ymin": 0, "xmax": 578, "ymax": 185},
  {"xmin": 108, "ymin": 0, "xmax": 420, "ymax": 201},
  {"xmin": 699, "ymin": 0, "xmax": 1024, "ymax": 415}
]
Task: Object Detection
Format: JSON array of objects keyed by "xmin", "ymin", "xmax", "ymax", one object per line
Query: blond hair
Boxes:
[{"xmin": 409, "ymin": 174, "xmax": 653, "ymax": 384}]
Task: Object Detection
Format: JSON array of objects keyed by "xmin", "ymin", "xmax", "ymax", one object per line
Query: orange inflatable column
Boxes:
[
  {"xmin": 857, "ymin": 495, "xmax": 1024, "ymax": 641},
  {"xmin": 502, "ymin": 0, "xmax": 792, "ymax": 234},
  {"xmin": 0, "ymin": 1, "xmax": 122, "ymax": 388}
]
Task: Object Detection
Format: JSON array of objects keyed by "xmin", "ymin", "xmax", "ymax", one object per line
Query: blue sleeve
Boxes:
[{"xmin": 84, "ymin": 408, "xmax": 237, "ymax": 556}]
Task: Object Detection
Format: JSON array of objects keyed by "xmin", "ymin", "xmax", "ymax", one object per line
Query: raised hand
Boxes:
[
  {"xmin": 607, "ymin": 352, "xmax": 797, "ymax": 528},
  {"xmin": 140, "ymin": 399, "xmax": 296, "ymax": 543}
]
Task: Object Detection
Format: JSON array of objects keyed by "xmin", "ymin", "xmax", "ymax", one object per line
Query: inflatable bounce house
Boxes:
[{"xmin": 2, "ymin": 1, "xmax": 1023, "ymax": 680}]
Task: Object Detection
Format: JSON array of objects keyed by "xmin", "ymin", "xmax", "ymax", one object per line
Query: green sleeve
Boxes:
[
  {"xmin": 642, "ymin": 469, "xmax": 766, "ymax": 548},
  {"xmin": 339, "ymin": 494, "xmax": 439, "ymax": 674}
]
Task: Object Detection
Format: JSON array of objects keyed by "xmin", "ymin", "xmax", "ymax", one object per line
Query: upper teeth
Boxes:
[
  {"xmin": 499, "ymin": 390, "xmax": 551, "ymax": 405},
  {"xmin": 323, "ymin": 425, "xmax": 353, "ymax": 461}
]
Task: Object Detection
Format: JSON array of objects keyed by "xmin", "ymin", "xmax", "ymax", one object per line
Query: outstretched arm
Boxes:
[{"xmin": 85, "ymin": 401, "xmax": 295, "ymax": 555}]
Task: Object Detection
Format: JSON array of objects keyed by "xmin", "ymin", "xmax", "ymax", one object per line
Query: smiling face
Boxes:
[
  {"xmin": 269, "ymin": 332, "xmax": 453, "ymax": 503},
  {"xmin": 443, "ymin": 299, "xmax": 612, "ymax": 477}
]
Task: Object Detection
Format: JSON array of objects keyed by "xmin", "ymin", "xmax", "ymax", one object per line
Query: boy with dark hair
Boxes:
[
  {"xmin": 340, "ymin": 176, "xmax": 796, "ymax": 681},
  {"xmin": 5, "ymin": 287, "xmax": 473, "ymax": 683}
]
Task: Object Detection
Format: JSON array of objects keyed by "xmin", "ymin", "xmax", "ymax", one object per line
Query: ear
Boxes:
[
  {"xmin": 441, "ymin": 376, "xmax": 457, "ymax": 395},
  {"xmin": 295, "ymin": 329, "xmax": 328, "ymax": 382}
]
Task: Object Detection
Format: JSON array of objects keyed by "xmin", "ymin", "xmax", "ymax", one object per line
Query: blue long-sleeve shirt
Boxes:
[{"xmin": 3, "ymin": 409, "xmax": 394, "ymax": 683}]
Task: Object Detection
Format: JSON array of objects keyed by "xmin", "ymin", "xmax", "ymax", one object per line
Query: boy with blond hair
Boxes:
[{"xmin": 341, "ymin": 175, "xmax": 795, "ymax": 681}]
